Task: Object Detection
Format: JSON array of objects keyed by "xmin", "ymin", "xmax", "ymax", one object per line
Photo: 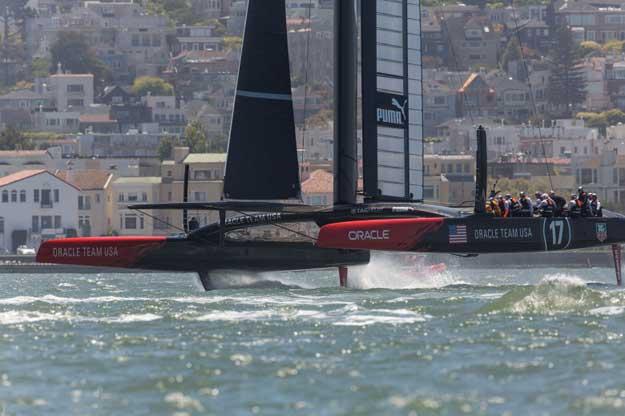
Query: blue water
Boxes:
[{"xmin": 1, "ymin": 261, "xmax": 625, "ymax": 415}]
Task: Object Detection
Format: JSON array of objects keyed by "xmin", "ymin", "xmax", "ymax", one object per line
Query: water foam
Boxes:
[
  {"xmin": 482, "ymin": 274, "xmax": 608, "ymax": 315},
  {"xmin": 350, "ymin": 254, "xmax": 463, "ymax": 289},
  {"xmin": 0, "ymin": 295, "xmax": 151, "ymax": 305}
]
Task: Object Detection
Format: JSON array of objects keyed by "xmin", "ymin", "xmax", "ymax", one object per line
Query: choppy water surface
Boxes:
[{"xmin": 1, "ymin": 260, "xmax": 625, "ymax": 415}]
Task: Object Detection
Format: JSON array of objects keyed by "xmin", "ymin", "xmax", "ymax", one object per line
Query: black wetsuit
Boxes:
[{"xmin": 551, "ymin": 195, "xmax": 567, "ymax": 217}]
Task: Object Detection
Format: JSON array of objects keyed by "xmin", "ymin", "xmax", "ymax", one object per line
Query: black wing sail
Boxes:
[{"xmin": 223, "ymin": 0, "xmax": 301, "ymax": 200}]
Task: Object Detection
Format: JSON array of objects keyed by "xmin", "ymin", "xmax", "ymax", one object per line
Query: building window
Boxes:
[
  {"xmin": 194, "ymin": 192, "xmax": 207, "ymax": 202},
  {"xmin": 127, "ymin": 193, "xmax": 138, "ymax": 202},
  {"xmin": 20, "ymin": 190, "xmax": 26, "ymax": 202},
  {"xmin": 67, "ymin": 84, "xmax": 84, "ymax": 93},
  {"xmin": 10, "ymin": 190, "xmax": 16, "ymax": 202},
  {"xmin": 54, "ymin": 216, "xmax": 61, "ymax": 229},
  {"xmin": 0, "ymin": 217, "xmax": 3, "ymax": 234},
  {"xmin": 41, "ymin": 216, "xmax": 52, "ymax": 229},
  {"xmin": 96, "ymin": 194, "xmax": 101, "ymax": 203},
  {"xmin": 34, "ymin": 189, "xmax": 39, "ymax": 203},
  {"xmin": 141, "ymin": 192, "xmax": 147, "ymax": 202},
  {"xmin": 54, "ymin": 189, "xmax": 59, "ymax": 203},
  {"xmin": 78, "ymin": 196, "xmax": 91, "ymax": 210},
  {"xmin": 2, "ymin": 190, "xmax": 8, "ymax": 203},
  {"xmin": 118, "ymin": 193, "xmax": 125, "ymax": 202},
  {"xmin": 32, "ymin": 216, "xmax": 39, "ymax": 233},
  {"xmin": 124, "ymin": 215, "xmax": 137, "ymax": 229},
  {"xmin": 67, "ymin": 99, "xmax": 84, "ymax": 107}
]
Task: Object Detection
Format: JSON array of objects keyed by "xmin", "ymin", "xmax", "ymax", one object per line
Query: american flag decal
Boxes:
[{"xmin": 448, "ymin": 225, "xmax": 468, "ymax": 244}]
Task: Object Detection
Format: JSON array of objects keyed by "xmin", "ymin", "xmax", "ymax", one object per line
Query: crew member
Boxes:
[
  {"xmin": 498, "ymin": 195, "xmax": 510, "ymax": 218},
  {"xmin": 488, "ymin": 197, "xmax": 501, "ymax": 217},
  {"xmin": 578, "ymin": 189, "xmax": 591, "ymax": 217},
  {"xmin": 590, "ymin": 193, "xmax": 602, "ymax": 217},
  {"xmin": 549, "ymin": 190, "xmax": 567, "ymax": 217},
  {"xmin": 519, "ymin": 191, "xmax": 533, "ymax": 217},
  {"xmin": 534, "ymin": 191, "xmax": 543, "ymax": 212},
  {"xmin": 509, "ymin": 193, "xmax": 522, "ymax": 217},
  {"xmin": 188, "ymin": 217, "xmax": 200, "ymax": 231},
  {"xmin": 538, "ymin": 193, "xmax": 555, "ymax": 217},
  {"xmin": 568, "ymin": 194, "xmax": 581, "ymax": 218}
]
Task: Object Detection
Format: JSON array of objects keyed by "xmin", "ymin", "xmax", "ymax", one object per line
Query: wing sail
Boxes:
[
  {"xmin": 361, "ymin": 0, "xmax": 424, "ymax": 201},
  {"xmin": 223, "ymin": 0, "xmax": 301, "ymax": 200}
]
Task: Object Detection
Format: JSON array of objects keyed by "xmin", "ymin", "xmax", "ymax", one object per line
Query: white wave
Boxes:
[
  {"xmin": 99, "ymin": 313, "xmax": 162, "ymax": 323},
  {"xmin": 164, "ymin": 392, "xmax": 204, "ymax": 412},
  {"xmin": 0, "ymin": 310, "xmax": 162, "ymax": 325},
  {"xmin": 590, "ymin": 306, "xmax": 625, "ymax": 316},
  {"xmin": 0, "ymin": 295, "xmax": 151, "ymax": 305},
  {"xmin": 331, "ymin": 308, "xmax": 429, "ymax": 326},
  {"xmin": 188, "ymin": 310, "xmax": 275, "ymax": 321},
  {"xmin": 0, "ymin": 310, "xmax": 70, "ymax": 325}
]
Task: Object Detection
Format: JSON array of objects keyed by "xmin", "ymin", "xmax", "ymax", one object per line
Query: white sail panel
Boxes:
[{"xmin": 362, "ymin": 0, "xmax": 424, "ymax": 201}]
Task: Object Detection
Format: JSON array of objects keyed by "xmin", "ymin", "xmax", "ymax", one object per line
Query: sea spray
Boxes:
[{"xmin": 349, "ymin": 252, "xmax": 462, "ymax": 289}]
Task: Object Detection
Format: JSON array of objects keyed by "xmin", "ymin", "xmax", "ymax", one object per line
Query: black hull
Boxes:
[
  {"xmin": 136, "ymin": 240, "xmax": 369, "ymax": 272},
  {"xmin": 428, "ymin": 217, "xmax": 625, "ymax": 254},
  {"xmin": 37, "ymin": 236, "xmax": 369, "ymax": 274}
]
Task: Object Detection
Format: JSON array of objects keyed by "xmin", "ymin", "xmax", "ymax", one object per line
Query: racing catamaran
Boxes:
[{"xmin": 37, "ymin": 0, "xmax": 625, "ymax": 288}]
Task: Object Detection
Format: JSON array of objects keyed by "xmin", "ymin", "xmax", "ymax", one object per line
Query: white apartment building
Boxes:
[
  {"xmin": 47, "ymin": 72, "xmax": 94, "ymax": 111},
  {"xmin": 110, "ymin": 176, "xmax": 162, "ymax": 236},
  {"xmin": 55, "ymin": 170, "xmax": 114, "ymax": 237},
  {"xmin": 144, "ymin": 95, "xmax": 186, "ymax": 134},
  {"xmin": 0, "ymin": 170, "xmax": 79, "ymax": 252}
]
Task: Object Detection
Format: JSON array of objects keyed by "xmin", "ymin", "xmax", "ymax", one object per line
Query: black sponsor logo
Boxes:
[{"xmin": 376, "ymin": 92, "xmax": 408, "ymax": 129}]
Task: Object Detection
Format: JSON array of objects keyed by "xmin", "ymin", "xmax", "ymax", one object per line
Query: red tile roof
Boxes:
[
  {"xmin": 55, "ymin": 170, "xmax": 114, "ymax": 190},
  {"xmin": 79, "ymin": 114, "xmax": 116, "ymax": 123},
  {"xmin": 0, "ymin": 169, "xmax": 46, "ymax": 188},
  {"xmin": 301, "ymin": 169, "xmax": 333, "ymax": 194}
]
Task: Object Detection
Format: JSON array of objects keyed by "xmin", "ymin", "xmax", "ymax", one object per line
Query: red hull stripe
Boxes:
[
  {"xmin": 316, "ymin": 218, "xmax": 444, "ymax": 251},
  {"xmin": 36, "ymin": 236, "xmax": 167, "ymax": 268}
]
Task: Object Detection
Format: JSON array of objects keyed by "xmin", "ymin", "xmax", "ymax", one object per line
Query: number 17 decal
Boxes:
[{"xmin": 543, "ymin": 218, "xmax": 571, "ymax": 250}]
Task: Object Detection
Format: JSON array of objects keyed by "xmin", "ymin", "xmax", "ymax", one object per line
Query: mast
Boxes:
[{"xmin": 333, "ymin": 0, "xmax": 358, "ymax": 205}]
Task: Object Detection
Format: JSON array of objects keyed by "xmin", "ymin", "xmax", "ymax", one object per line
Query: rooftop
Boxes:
[
  {"xmin": 0, "ymin": 169, "xmax": 46, "ymax": 188},
  {"xmin": 0, "ymin": 169, "xmax": 80, "ymax": 190},
  {"xmin": 183, "ymin": 153, "xmax": 227, "ymax": 164},
  {"xmin": 55, "ymin": 169, "xmax": 114, "ymax": 190},
  {"xmin": 114, "ymin": 177, "xmax": 162, "ymax": 185},
  {"xmin": 302, "ymin": 169, "xmax": 333, "ymax": 194}
]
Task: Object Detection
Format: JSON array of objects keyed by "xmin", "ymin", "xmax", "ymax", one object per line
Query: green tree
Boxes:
[
  {"xmin": 31, "ymin": 57, "xmax": 50, "ymax": 78},
  {"xmin": 578, "ymin": 41, "xmax": 602, "ymax": 57},
  {"xmin": 603, "ymin": 109, "xmax": 625, "ymax": 126},
  {"xmin": 0, "ymin": 126, "xmax": 33, "ymax": 150},
  {"xmin": 183, "ymin": 120, "xmax": 207, "ymax": 153},
  {"xmin": 157, "ymin": 136, "xmax": 179, "ymax": 161},
  {"xmin": 49, "ymin": 31, "xmax": 111, "ymax": 89},
  {"xmin": 131, "ymin": 76, "xmax": 174, "ymax": 97},
  {"xmin": 547, "ymin": 23, "xmax": 587, "ymax": 117}
]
